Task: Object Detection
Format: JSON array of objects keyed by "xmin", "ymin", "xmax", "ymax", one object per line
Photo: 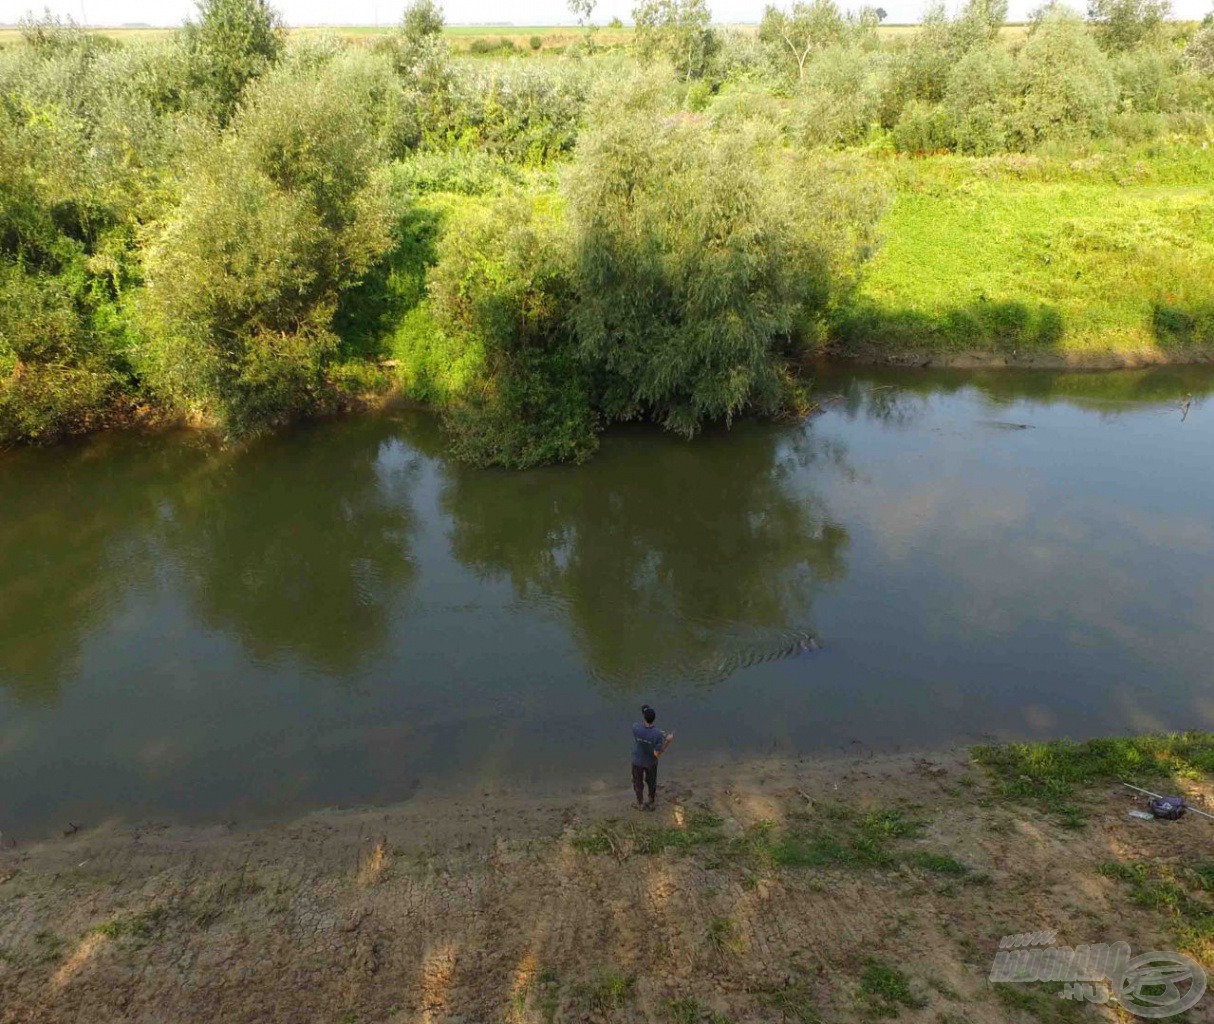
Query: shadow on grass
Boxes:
[
  {"xmin": 831, "ymin": 298, "xmax": 1066, "ymax": 355},
  {"xmin": 334, "ymin": 204, "xmax": 445, "ymax": 362},
  {"xmin": 1152, "ymin": 301, "xmax": 1214, "ymax": 349},
  {"xmin": 834, "ymin": 296, "xmax": 1214, "ymax": 359}
]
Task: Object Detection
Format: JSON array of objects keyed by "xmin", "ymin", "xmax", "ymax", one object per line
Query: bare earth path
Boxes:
[{"xmin": 1, "ymin": 749, "xmax": 1211, "ymax": 1023}]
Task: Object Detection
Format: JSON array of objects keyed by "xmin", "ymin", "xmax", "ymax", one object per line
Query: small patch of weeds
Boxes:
[
  {"xmin": 91, "ymin": 906, "xmax": 168, "ymax": 941},
  {"xmin": 972, "ymin": 732, "xmax": 1214, "ymax": 803},
  {"xmin": 572, "ymin": 810, "xmax": 724, "ymax": 859},
  {"xmin": 906, "ymin": 852, "xmax": 970, "ymax": 876},
  {"xmin": 858, "ymin": 958, "xmax": 926, "ymax": 1018},
  {"xmin": 760, "ymin": 976, "xmax": 823, "ymax": 1023},
  {"xmin": 577, "ymin": 969, "xmax": 635, "ymax": 1013},
  {"xmin": 860, "ymin": 808, "xmax": 925, "ymax": 840},
  {"xmin": 994, "ymin": 980, "xmax": 1089, "ymax": 1022},
  {"xmin": 32, "ymin": 930, "xmax": 65, "ymax": 963},
  {"xmin": 820, "ymin": 803, "xmax": 854, "ymax": 822},
  {"xmin": 926, "ymin": 974, "xmax": 959, "ymax": 999},
  {"xmin": 1098, "ymin": 860, "xmax": 1214, "ymax": 956},
  {"xmin": 1054, "ymin": 803, "xmax": 1088, "ymax": 830},
  {"xmin": 182, "ymin": 868, "xmax": 265, "ymax": 928},
  {"xmin": 666, "ymin": 996, "xmax": 717, "ymax": 1023},
  {"xmin": 536, "ymin": 967, "xmax": 560, "ymax": 1023},
  {"xmin": 706, "ymin": 915, "xmax": 744, "ymax": 954}
]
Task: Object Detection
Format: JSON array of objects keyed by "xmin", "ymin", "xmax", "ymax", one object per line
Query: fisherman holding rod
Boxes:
[{"xmin": 631, "ymin": 704, "xmax": 674, "ymax": 812}]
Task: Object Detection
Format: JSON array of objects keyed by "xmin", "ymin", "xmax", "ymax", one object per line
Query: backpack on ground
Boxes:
[{"xmin": 1149, "ymin": 795, "xmax": 1187, "ymax": 820}]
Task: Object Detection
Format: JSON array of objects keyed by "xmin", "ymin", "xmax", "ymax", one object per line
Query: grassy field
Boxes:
[
  {"xmin": 0, "ymin": 21, "xmax": 1033, "ymax": 48},
  {"xmin": 834, "ymin": 144, "xmax": 1214, "ymax": 362}
]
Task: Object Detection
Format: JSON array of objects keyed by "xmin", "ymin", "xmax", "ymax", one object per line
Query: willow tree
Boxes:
[
  {"xmin": 1087, "ymin": 0, "xmax": 1170, "ymax": 52},
  {"xmin": 1018, "ymin": 4, "xmax": 1116, "ymax": 143},
  {"xmin": 632, "ymin": 0, "xmax": 718, "ymax": 79},
  {"xmin": 566, "ymin": 76, "xmax": 885, "ymax": 436},
  {"xmin": 182, "ymin": 0, "xmax": 285, "ymax": 125},
  {"xmin": 759, "ymin": 0, "xmax": 849, "ymax": 82},
  {"xmin": 417, "ymin": 196, "xmax": 598, "ymax": 468},
  {"xmin": 141, "ymin": 56, "xmax": 393, "ymax": 434}
]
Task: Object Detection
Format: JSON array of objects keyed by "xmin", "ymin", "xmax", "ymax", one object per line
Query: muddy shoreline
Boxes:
[
  {"xmin": 2, "ymin": 745, "xmax": 1210, "ymax": 1023},
  {"xmin": 826, "ymin": 343, "xmax": 1214, "ymax": 370}
]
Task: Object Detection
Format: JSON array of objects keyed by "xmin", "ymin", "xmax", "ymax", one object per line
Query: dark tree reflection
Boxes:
[
  {"xmin": 814, "ymin": 365, "xmax": 1214, "ymax": 424},
  {"xmin": 165, "ymin": 418, "xmax": 420, "ymax": 674},
  {"xmin": 0, "ymin": 435, "xmax": 203, "ymax": 704},
  {"xmin": 441, "ymin": 421, "xmax": 850, "ymax": 691}
]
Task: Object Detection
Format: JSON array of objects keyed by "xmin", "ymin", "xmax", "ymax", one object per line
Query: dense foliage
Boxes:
[
  {"xmin": 3, "ymin": 0, "xmax": 1214, "ymax": 462},
  {"xmin": 567, "ymin": 78, "xmax": 881, "ymax": 434}
]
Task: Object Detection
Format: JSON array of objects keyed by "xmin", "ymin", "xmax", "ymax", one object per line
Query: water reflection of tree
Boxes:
[
  {"xmin": 441, "ymin": 422, "xmax": 850, "ymax": 692},
  {"xmin": 815, "ymin": 365, "xmax": 1214, "ymax": 423},
  {"xmin": 820, "ymin": 380, "xmax": 931, "ymax": 429},
  {"xmin": 0, "ymin": 436, "xmax": 204, "ymax": 704},
  {"xmin": 166, "ymin": 418, "xmax": 420, "ymax": 674}
]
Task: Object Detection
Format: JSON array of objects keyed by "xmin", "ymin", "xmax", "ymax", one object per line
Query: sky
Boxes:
[{"xmin": 1, "ymin": 0, "xmax": 1210, "ymax": 30}]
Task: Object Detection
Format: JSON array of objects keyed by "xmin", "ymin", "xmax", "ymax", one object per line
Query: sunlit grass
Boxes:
[{"xmin": 836, "ymin": 145, "xmax": 1214, "ymax": 358}]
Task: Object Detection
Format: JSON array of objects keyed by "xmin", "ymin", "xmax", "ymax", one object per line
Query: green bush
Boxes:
[
  {"xmin": 892, "ymin": 99, "xmax": 952, "ymax": 152},
  {"xmin": 567, "ymin": 79, "xmax": 884, "ymax": 434},
  {"xmin": 1114, "ymin": 47, "xmax": 1179, "ymax": 114},
  {"xmin": 0, "ymin": 41, "xmax": 153, "ymax": 444},
  {"xmin": 1087, "ymin": 0, "xmax": 1170, "ymax": 53},
  {"xmin": 140, "ymin": 56, "xmax": 393, "ymax": 434},
  {"xmin": 1186, "ymin": 25, "xmax": 1214, "ymax": 76},
  {"xmin": 468, "ymin": 37, "xmax": 517, "ymax": 56},
  {"xmin": 634, "ymin": 0, "xmax": 719, "ymax": 80},
  {"xmin": 401, "ymin": 0, "xmax": 444, "ymax": 42},
  {"xmin": 1017, "ymin": 5, "xmax": 1117, "ymax": 145},
  {"xmin": 793, "ymin": 44, "xmax": 886, "ymax": 148},
  {"xmin": 389, "ymin": 150, "xmax": 523, "ymax": 196},
  {"xmin": 0, "ymin": 362, "xmax": 116, "ymax": 445},
  {"xmin": 416, "ymin": 62, "xmax": 594, "ymax": 165},
  {"xmin": 878, "ymin": 4, "xmax": 954, "ymax": 126},
  {"xmin": 418, "ymin": 196, "xmax": 597, "ymax": 467},
  {"xmin": 181, "ymin": 0, "xmax": 285, "ymax": 124},
  {"xmin": 529, "ymin": 34, "xmax": 543, "ymax": 50},
  {"xmin": 943, "ymin": 44, "xmax": 1019, "ymax": 153}
]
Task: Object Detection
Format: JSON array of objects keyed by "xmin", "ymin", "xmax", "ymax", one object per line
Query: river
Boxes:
[{"xmin": 2, "ymin": 366, "xmax": 1212, "ymax": 837}]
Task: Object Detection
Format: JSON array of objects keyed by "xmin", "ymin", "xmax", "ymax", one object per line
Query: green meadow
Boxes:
[{"xmin": 838, "ymin": 145, "xmax": 1214, "ymax": 359}]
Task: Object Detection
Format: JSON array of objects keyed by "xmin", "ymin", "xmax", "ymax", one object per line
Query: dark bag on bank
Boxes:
[{"xmin": 1149, "ymin": 795, "xmax": 1187, "ymax": 820}]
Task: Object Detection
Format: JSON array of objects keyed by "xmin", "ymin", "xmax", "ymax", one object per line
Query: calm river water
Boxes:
[{"xmin": 3, "ymin": 366, "xmax": 1213, "ymax": 836}]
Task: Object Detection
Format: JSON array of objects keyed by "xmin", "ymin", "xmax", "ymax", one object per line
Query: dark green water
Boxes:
[{"xmin": 3, "ymin": 366, "xmax": 1214, "ymax": 837}]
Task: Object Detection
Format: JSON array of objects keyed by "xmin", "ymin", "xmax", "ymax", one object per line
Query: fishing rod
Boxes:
[{"xmin": 1122, "ymin": 782, "xmax": 1214, "ymax": 822}]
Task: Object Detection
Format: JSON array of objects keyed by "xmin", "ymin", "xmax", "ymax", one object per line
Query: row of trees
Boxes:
[
  {"xmin": 630, "ymin": 0, "xmax": 1214, "ymax": 151},
  {"xmin": 3, "ymin": 0, "xmax": 1214, "ymax": 463}
]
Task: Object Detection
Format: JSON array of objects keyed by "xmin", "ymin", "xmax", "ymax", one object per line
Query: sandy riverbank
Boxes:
[{"xmin": 1, "ymin": 745, "xmax": 1212, "ymax": 1023}]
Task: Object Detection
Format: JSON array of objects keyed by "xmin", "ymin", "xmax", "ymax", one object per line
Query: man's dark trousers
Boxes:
[{"xmin": 632, "ymin": 763, "xmax": 657, "ymax": 805}]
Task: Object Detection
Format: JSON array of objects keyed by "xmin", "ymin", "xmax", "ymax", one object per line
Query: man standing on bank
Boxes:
[{"xmin": 631, "ymin": 704, "xmax": 674, "ymax": 811}]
